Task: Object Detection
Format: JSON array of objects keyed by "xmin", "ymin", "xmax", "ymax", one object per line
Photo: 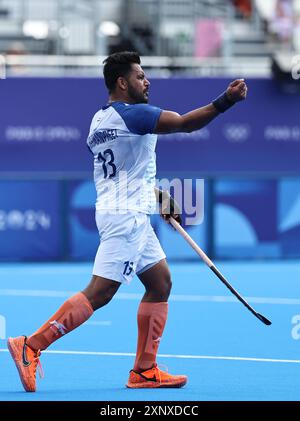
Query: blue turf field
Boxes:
[{"xmin": 1, "ymin": 261, "xmax": 300, "ymax": 401}]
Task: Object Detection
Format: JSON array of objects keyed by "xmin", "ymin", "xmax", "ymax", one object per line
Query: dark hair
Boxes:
[{"xmin": 103, "ymin": 51, "xmax": 141, "ymax": 92}]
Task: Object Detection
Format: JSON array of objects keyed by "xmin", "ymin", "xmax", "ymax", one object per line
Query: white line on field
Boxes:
[
  {"xmin": 0, "ymin": 289, "xmax": 300, "ymax": 305},
  {"xmin": 85, "ymin": 320, "xmax": 112, "ymax": 326},
  {"xmin": 0, "ymin": 348, "xmax": 300, "ymax": 364}
]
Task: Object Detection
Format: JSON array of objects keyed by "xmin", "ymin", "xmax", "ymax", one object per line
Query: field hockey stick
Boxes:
[{"xmin": 170, "ymin": 217, "xmax": 272, "ymax": 326}]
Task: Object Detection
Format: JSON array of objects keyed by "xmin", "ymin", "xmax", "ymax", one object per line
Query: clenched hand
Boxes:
[{"xmin": 226, "ymin": 79, "xmax": 248, "ymax": 103}]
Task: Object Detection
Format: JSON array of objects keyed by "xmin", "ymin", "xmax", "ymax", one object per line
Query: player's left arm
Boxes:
[{"xmin": 154, "ymin": 79, "xmax": 248, "ymax": 134}]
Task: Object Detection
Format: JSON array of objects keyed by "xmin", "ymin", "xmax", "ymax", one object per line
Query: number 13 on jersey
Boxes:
[{"xmin": 97, "ymin": 149, "xmax": 116, "ymax": 179}]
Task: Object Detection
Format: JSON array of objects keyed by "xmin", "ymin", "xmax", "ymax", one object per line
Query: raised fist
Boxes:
[{"xmin": 226, "ymin": 79, "xmax": 248, "ymax": 103}]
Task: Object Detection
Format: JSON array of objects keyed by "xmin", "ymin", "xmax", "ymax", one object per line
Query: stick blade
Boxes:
[{"xmin": 256, "ymin": 313, "xmax": 272, "ymax": 326}]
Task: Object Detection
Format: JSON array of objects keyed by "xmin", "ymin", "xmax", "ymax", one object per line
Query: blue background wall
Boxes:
[
  {"xmin": 0, "ymin": 180, "xmax": 62, "ymax": 260},
  {"xmin": 214, "ymin": 179, "xmax": 300, "ymax": 259},
  {"xmin": 1, "ymin": 77, "xmax": 299, "ymax": 175},
  {"xmin": 0, "ymin": 77, "xmax": 299, "ymax": 261}
]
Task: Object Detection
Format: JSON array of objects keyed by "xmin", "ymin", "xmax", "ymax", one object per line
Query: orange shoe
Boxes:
[
  {"xmin": 126, "ymin": 365, "xmax": 187, "ymax": 389},
  {"xmin": 7, "ymin": 336, "xmax": 43, "ymax": 392}
]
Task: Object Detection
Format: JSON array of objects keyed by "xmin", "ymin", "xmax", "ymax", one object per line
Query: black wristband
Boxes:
[{"xmin": 212, "ymin": 91, "xmax": 235, "ymax": 113}]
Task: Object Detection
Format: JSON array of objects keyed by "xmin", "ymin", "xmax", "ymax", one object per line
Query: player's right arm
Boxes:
[{"xmin": 154, "ymin": 79, "xmax": 247, "ymax": 134}]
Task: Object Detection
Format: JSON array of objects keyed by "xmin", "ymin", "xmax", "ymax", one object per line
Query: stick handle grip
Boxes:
[{"xmin": 170, "ymin": 218, "xmax": 213, "ymax": 267}]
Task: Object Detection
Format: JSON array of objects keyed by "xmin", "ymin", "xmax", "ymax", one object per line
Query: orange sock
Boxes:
[
  {"xmin": 133, "ymin": 301, "xmax": 168, "ymax": 372},
  {"xmin": 27, "ymin": 292, "xmax": 93, "ymax": 351}
]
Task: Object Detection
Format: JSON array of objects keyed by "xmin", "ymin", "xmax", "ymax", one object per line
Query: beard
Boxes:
[{"xmin": 127, "ymin": 83, "xmax": 148, "ymax": 104}]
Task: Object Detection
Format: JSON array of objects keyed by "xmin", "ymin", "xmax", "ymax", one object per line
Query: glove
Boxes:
[{"xmin": 158, "ymin": 189, "xmax": 182, "ymax": 225}]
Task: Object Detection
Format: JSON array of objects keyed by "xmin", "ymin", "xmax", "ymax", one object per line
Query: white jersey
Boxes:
[{"xmin": 87, "ymin": 101, "xmax": 162, "ymax": 214}]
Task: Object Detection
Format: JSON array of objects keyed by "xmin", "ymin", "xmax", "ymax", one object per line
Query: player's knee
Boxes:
[
  {"xmin": 99, "ymin": 290, "xmax": 115, "ymax": 307},
  {"xmin": 152, "ymin": 273, "xmax": 172, "ymax": 301},
  {"xmin": 84, "ymin": 281, "xmax": 120, "ymax": 310},
  {"xmin": 163, "ymin": 273, "xmax": 172, "ymax": 298},
  {"xmin": 90, "ymin": 289, "xmax": 115, "ymax": 310}
]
